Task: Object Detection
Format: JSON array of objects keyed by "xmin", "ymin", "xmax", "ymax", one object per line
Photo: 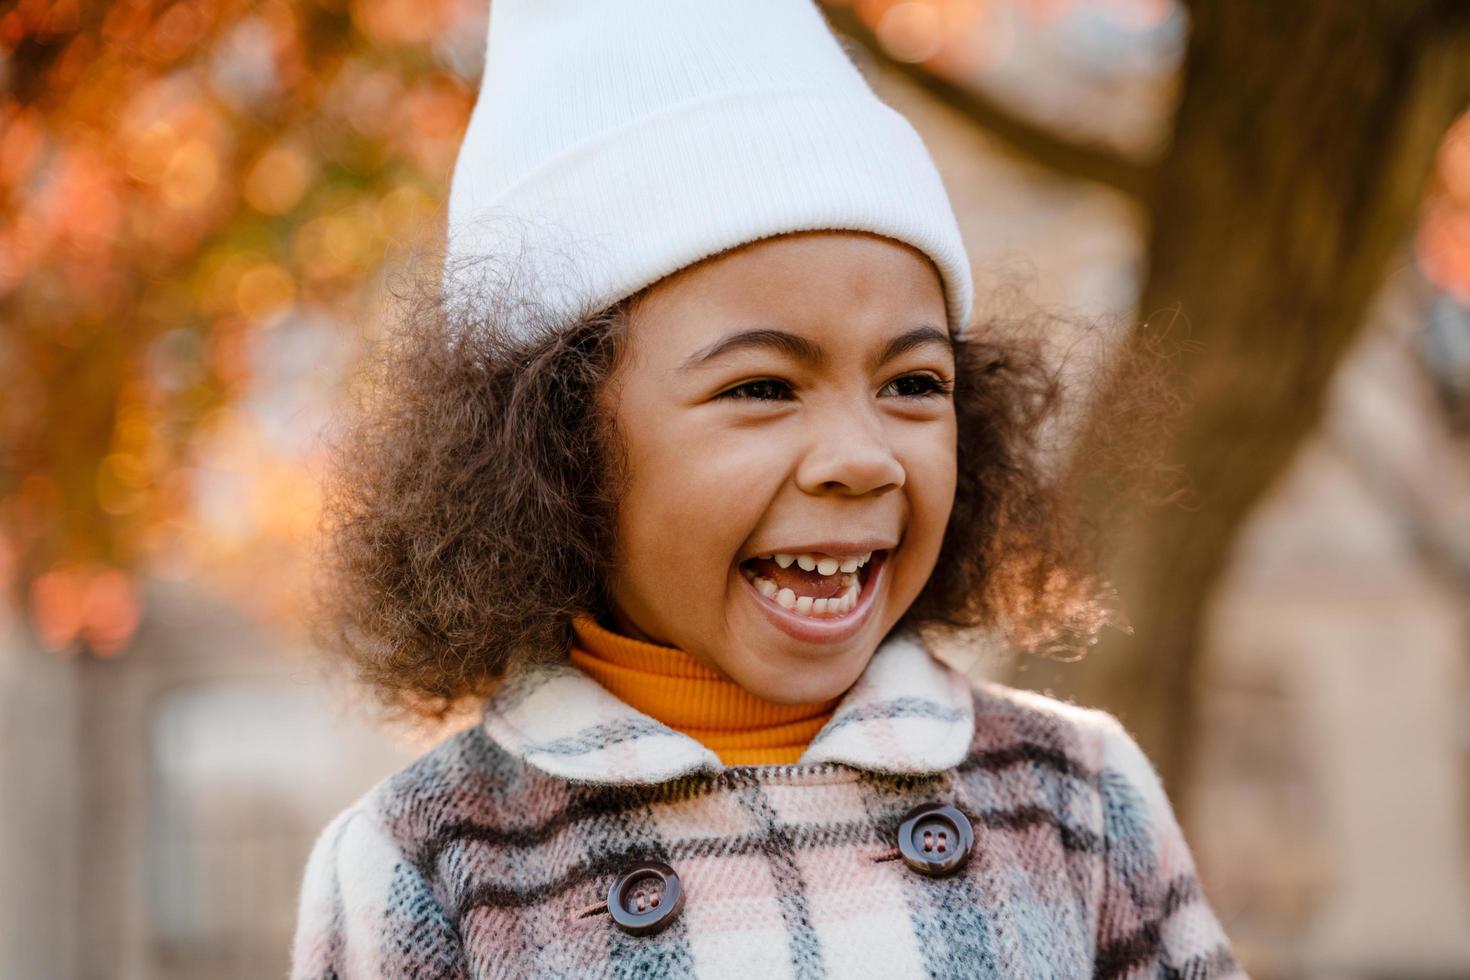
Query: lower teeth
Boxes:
[{"xmin": 741, "ymin": 567, "xmax": 860, "ymax": 617}]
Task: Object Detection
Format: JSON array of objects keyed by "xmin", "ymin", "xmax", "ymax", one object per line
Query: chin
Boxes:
[{"xmin": 726, "ymin": 643, "xmax": 874, "ymax": 705}]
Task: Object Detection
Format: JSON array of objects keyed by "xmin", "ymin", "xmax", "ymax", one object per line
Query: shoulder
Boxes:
[
  {"xmin": 964, "ymin": 691, "xmax": 1245, "ymax": 973},
  {"xmin": 958, "ymin": 678, "xmax": 1202, "ymax": 876},
  {"xmin": 963, "ymin": 680, "xmax": 1204, "ymax": 879},
  {"xmin": 292, "ymin": 730, "xmax": 487, "ymax": 979},
  {"xmin": 962, "ymin": 677, "xmax": 1135, "ymax": 782},
  {"xmin": 311, "ymin": 720, "xmax": 523, "ymax": 868}
]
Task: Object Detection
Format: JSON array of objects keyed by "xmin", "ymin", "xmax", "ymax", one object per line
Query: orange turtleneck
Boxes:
[{"xmin": 568, "ymin": 613, "xmax": 839, "ymax": 765}]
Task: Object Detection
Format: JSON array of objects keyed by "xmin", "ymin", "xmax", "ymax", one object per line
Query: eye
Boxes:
[
  {"xmin": 716, "ymin": 378, "xmax": 794, "ymax": 401},
  {"xmin": 880, "ymin": 373, "xmax": 954, "ymax": 399}
]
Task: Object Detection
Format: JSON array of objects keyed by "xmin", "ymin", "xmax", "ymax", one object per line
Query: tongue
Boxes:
[{"xmin": 744, "ymin": 557, "xmax": 848, "ymax": 598}]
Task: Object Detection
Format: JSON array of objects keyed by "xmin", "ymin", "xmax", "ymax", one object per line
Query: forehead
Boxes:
[{"xmin": 626, "ymin": 230, "xmax": 948, "ymax": 353}]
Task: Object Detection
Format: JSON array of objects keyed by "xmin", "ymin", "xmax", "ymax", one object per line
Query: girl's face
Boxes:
[{"xmin": 602, "ymin": 230, "xmax": 957, "ymax": 704}]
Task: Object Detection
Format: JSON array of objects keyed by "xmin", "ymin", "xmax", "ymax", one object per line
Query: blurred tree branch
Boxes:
[{"xmin": 823, "ymin": 4, "xmax": 1154, "ymax": 201}]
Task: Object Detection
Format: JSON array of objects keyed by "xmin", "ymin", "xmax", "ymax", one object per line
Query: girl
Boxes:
[{"xmin": 291, "ymin": 1, "xmax": 1244, "ymax": 977}]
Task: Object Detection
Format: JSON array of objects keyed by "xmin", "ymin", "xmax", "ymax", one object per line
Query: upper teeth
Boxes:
[{"xmin": 770, "ymin": 551, "xmax": 872, "ymax": 574}]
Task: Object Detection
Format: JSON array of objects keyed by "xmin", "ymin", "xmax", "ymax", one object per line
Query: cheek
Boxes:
[
  {"xmin": 929, "ymin": 438, "xmax": 959, "ymax": 522},
  {"xmin": 615, "ymin": 423, "xmax": 782, "ymax": 588},
  {"xmin": 896, "ymin": 426, "xmax": 958, "ymax": 582}
]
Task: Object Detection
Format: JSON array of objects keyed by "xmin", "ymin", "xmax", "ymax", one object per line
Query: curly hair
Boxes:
[{"xmin": 314, "ymin": 251, "xmax": 1130, "ymax": 725}]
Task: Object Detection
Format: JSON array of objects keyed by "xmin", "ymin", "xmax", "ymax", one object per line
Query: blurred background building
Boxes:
[{"xmin": 2, "ymin": 0, "xmax": 1468, "ymax": 977}]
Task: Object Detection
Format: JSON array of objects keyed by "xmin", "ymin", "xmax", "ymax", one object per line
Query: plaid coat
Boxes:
[{"xmin": 290, "ymin": 629, "xmax": 1246, "ymax": 979}]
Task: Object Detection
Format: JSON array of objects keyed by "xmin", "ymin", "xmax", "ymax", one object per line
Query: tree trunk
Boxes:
[{"xmin": 1022, "ymin": 0, "xmax": 1470, "ymax": 797}]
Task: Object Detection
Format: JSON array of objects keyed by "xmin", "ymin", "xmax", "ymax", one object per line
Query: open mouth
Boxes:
[{"xmin": 738, "ymin": 549, "xmax": 885, "ymax": 619}]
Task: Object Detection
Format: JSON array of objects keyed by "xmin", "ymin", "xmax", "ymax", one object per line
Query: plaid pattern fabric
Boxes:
[{"xmin": 291, "ymin": 629, "xmax": 1247, "ymax": 979}]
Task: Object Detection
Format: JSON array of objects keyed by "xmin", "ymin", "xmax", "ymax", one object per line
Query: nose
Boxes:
[{"xmin": 794, "ymin": 401, "xmax": 905, "ymax": 497}]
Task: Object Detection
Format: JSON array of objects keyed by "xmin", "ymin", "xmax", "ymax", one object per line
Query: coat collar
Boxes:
[{"xmin": 479, "ymin": 628, "xmax": 975, "ymax": 785}]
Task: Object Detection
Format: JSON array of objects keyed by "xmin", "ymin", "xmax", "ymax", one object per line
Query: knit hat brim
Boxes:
[{"xmin": 446, "ymin": 87, "xmax": 974, "ymax": 340}]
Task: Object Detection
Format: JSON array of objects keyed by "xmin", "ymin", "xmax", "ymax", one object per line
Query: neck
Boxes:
[{"xmin": 568, "ymin": 612, "xmax": 839, "ymax": 765}]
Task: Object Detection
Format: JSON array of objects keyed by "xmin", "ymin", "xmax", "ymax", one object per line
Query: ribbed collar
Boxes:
[
  {"xmin": 479, "ymin": 622, "xmax": 976, "ymax": 785},
  {"xmin": 567, "ymin": 614, "xmax": 839, "ymax": 765}
]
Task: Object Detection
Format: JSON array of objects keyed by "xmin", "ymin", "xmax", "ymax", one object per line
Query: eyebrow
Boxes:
[{"xmin": 680, "ymin": 325, "xmax": 952, "ymax": 371}]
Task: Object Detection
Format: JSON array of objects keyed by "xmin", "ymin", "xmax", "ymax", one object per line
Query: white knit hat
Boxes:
[{"xmin": 445, "ymin": 0, "xmax": 974, "ymax": 340}]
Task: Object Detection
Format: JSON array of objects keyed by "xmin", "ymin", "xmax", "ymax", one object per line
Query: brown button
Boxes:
[
  {"xmin": 897, "ymin": 803, "xmax": 974, "ymax": 878},
  {"xmin": 607, "ymin": 861, "xmax": 684, "ymax": 936}
]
